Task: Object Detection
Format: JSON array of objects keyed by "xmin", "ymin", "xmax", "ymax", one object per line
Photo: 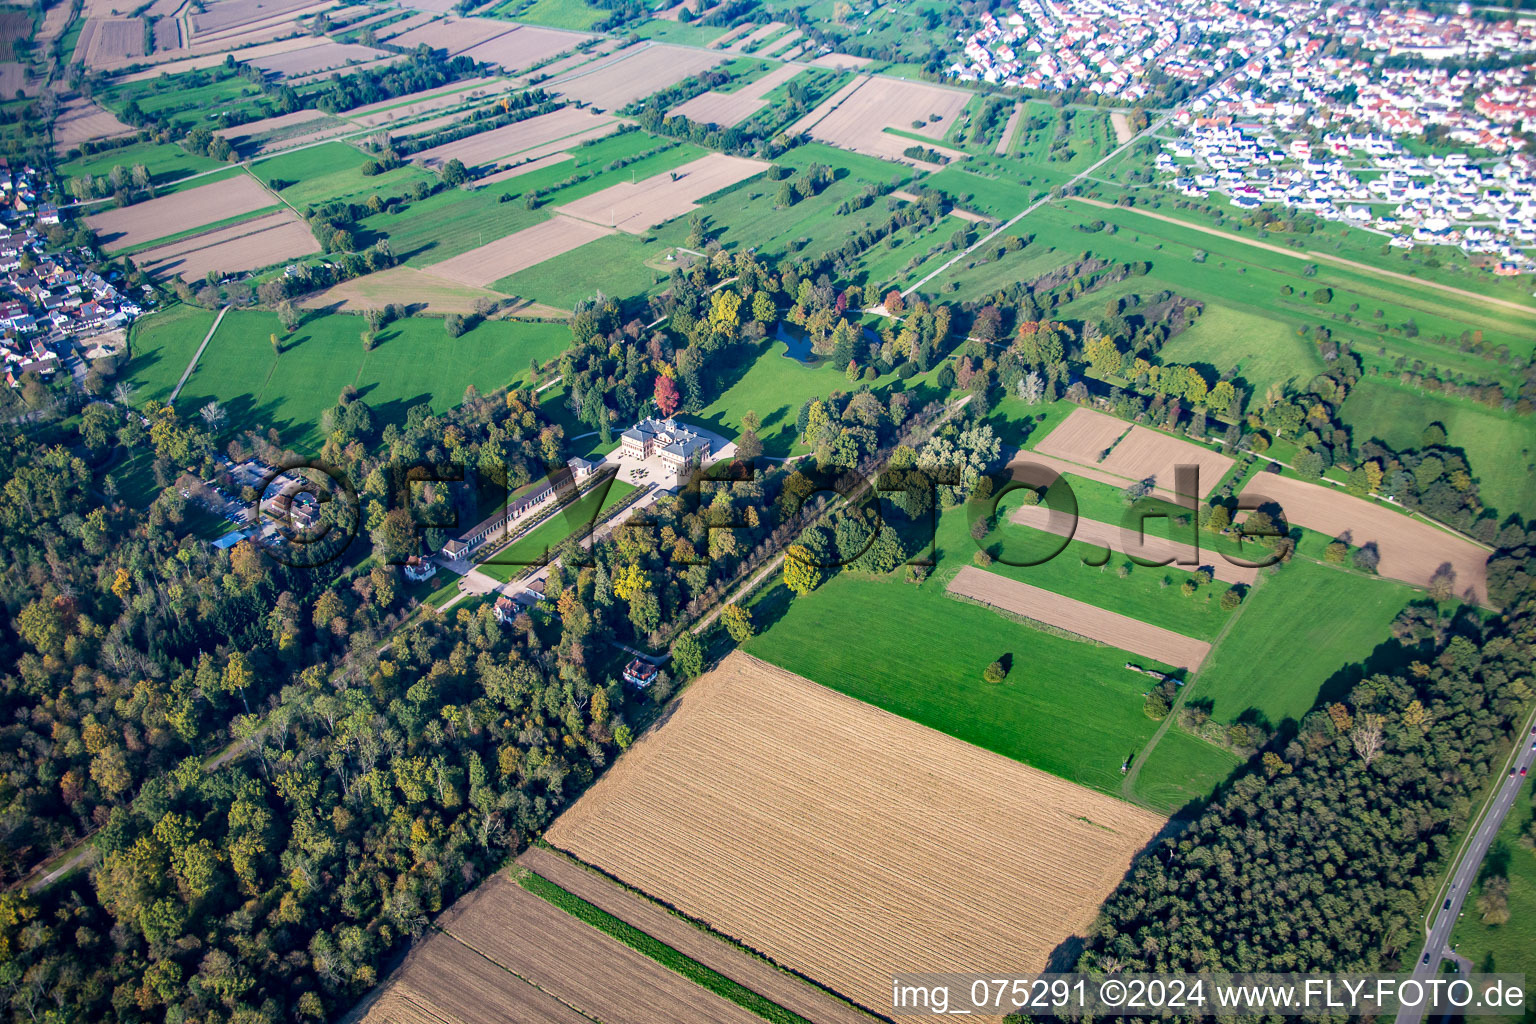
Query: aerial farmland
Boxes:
[{"xmin": 6, "ymin": 0, "xmax": 1536, "ymax": 1020}]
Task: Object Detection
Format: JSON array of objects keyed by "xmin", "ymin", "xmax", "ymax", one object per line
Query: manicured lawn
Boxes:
[
  {"xmin": 1194, "ymin": 559, "xmax": 1414, "ymax": 729},
  {"xmin": 1452, "ymin": 780, "xmax": 1536, "ymax": 988},
  {"xmin": 744, "ymin": 572, "xmax": 1164, "ymax": 795},
  {"xmin": 493, "ymin": 231, "xmax": 669, "ymax": 307},
  {"xmin": 155, "ymin": 309, "xmax": 572, "ymax": 448},
  {"xmin": 60, "ymin": 141, "xmax": 224, "ymax": 190},
  {"xmin": 122, "ymin": 302, "xmax": 218, "ymax": 405},
  {"xmin": 1131, "ymin": 727, "xmax": 1242, "ymax": 814},
  {"xmin": 476, "ymin": 478, "xmax": 637, "ymax": 581},
  {"xmin": 982, "ymin": 491, "xmax": 1238, "ymax": 641},
  {"xmin": 1339, "ymin": 376, "xmax": 1536, "ymax": 522},
  {"xmin": 251, "ymin": 142, "xmax": 437, "ymax": 209}
]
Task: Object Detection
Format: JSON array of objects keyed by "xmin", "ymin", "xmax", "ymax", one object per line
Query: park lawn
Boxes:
[
  {"xmin": 1339, "ymin": 376, "xmax": 1536, "ymax": 522},
  {"xmin": 685, "ymin": 142, "xmax": 914, "ymax": 265},
  {"xmin": 99, "ymin": 74, "xmax": 267, "ymax": 131},
  {"xmin": 251, "ymin": 142, "xmax": 437, "ymax": 209},
  {"xmin": 1194, "ymin": 558, "xmax": 1415, "ymax": 729},
  {"xmin": 1130, "ymin": 727, "xmax": 1242, "ymax": 814},
  {"xmin": 123, "ymin": 302, "xmax": 219, "ymax": 405},
  {"xmin": 168, "ymin": 310, "xmax": 571, "ymax": 448},
  {"xmin": 743, "ymin": 571, "xmax": 1163, "ymax": 795},
  {"xmin": 476, "ymin": 477, "xmax": 637, "ymax": 581},
  {"xmin": 60, "ymin": 141, "xmax": 224, "ymax": 190},
  {"xmin": 491, "ymin": 0, "xmax": 605, "ymax": 30},
  {"xmin": 981, "ymin": 491, "xmax": 1239, "ymax": 642},
  {"xmin": 923, "ymin": 162, "xmax": 1035, "ymax": 219},
  {"xmin": 689, "ymin": 334, "xmax": 932, "ymax": 457},
  {"xmin": 492, "ymin": 231, "xmax": 670, "ymax": 307},
  {"xmin": 1451, "ymin": 781, "xmax": 1536, "ymax": 989}
]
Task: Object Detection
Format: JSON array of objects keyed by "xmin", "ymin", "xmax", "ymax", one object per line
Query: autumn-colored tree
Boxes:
[
  {"xmin": 654, "ymin": 373, "xmax": 680, "ymax": 418},
  {"xmin": 783, "ymin": 544, "xmax": 822, "ymax": 596},
  {"xmin": 883, "ymin": 289, "xmax": 905, "ymax": 316},
  {"xmin": 721, "ymin": 603, "xmax": 754, "ymax": 643}
]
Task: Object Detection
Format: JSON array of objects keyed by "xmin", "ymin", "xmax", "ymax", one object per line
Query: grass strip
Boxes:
[{"xmin": 516, "ymin": 869, "xmax": 815, "ymax": 1024}]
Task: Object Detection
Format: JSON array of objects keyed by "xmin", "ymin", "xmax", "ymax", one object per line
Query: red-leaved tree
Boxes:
[{"xmin": 654, "ymin": 373, "xmax": 680, "ymax": 418}]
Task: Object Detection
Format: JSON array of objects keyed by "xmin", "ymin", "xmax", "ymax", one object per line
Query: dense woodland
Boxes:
[{"xmin": 1064, "ymin": 592, "xmax": 1536, "ymax": 1005}]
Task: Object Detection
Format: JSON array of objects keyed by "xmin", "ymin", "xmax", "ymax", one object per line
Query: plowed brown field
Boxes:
[
  {"xmin": 137, "ymin": 211, "xmax": 320, "ymax": 281},
  {"xmin": 791, "ymin": 75, "xmax": 969, "ymax": 168},
  {"xmin": 544, "ymin": 43, "xmax": 726, "ymax": 111},
  {"xmin": 517, "ymin": 847, "xmax": 876, "ymax": 1024},
  {"xmin": 545, "ymin": 653, "xmax": 1165, "ymax": 1016},
  {"xmin": 668, "ymin": 62, "xmax": 803, "ymax": 127},
  {"xmin": 947, "ymin": 565, "xmax": 1211, "ymax": 669},
  {"xmin": 554, "ymin": 152, "xmax": 769, "ymax": 233},
  {"xmin": 89, "ymin": 174, "xmax": 276, "ymax": 251},
  {"xmin": 1240, "ymin": 472, "xmax": 1491, "ymax": 605},
  {"xmin": 439, "ymin": 875, "xmax": 763, "ymax": 1024},
  {"xmin": 1032, "ymin": 408, "xmax": 1231, "ymax": 498}
]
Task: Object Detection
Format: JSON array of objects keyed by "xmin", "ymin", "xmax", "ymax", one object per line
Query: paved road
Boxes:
[
  {"xmin": 168, "ymin": 305, "xmax": 228, "ymax": 403},
  {"xmin": 1397, "ymin": 718, "xmax": 1536, "ymax": 1024}
]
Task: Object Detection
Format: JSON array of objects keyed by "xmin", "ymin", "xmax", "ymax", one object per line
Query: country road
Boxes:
[{"xmin": 1397, "ymin": 711, "xmax": 1536, "ymax": 1024}]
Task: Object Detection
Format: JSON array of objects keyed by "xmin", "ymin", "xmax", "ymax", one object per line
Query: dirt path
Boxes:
[
  {"xmin": 168, "ymin": 304, "xmax": 228, "ymax": 403},
  {"xmin": 1069, "ymin": 197, "xmax": 1535, "ymax": 317}
]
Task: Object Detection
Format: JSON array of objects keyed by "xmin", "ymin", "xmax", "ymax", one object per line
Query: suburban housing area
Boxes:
[{"xmin": 0, "ymin": 0, "xmax": 1532, "ymax": 1021}]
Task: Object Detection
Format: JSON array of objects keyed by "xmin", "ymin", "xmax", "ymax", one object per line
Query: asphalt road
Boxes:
[{"xmin": 1397, "ymin": 720, "xmax": 1536, "ymax": 1024}]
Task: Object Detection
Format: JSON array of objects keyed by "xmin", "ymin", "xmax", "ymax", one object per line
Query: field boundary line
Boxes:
[
  {"xmin": 168, "ymin": 305, "xmax": 229, "ymax": 403},
  {"xmin": 429, "ymin": 924, "xmax": 607, "ymax": 1024}
]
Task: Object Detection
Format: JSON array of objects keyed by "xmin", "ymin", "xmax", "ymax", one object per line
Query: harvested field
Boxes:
[
  {"xmin": 389, "ymin": 15, "xmax": 513, "ymax": 55},
  {"xmin": 756, "ymin": 27, "xmax": 802, "ymax": 56},
  {"xmin": 73, "ymin": 18, "xmax": 147, "ymax": 66},
  {"xmin": 948, "ymin": 565, "xmax": 1211, "ymax": 669},
  {"xmin": 215, "ymin": 109, "xmax": 329, "ymax": 143},
  {"xmin": 1110, "ymin": 111, "xmax": 1132, "ymax": 144},
  {"xmin": 427, "ymin": 215, "xmax": 613, "ymax": 288},
  {"xmin": 346, "ymin": 76, "xmax": 507, "ymax": 125},
  {"xmin": 53, "ymin": 97, "xmax": 135, "ymax": 151},
  {"xmin": 373, "ymin": 11, "xmax": 434, "ymax": 39},
  {"xmin": 113, "ymin": 34, "xmax": 318, "ymax": 81},
  {"xmin": 667, "ymin": 62, "xmax": 802, "ymax": 127},
  {"xmin": 152, "ymin": 17, "xmax": 181, "ymax": 51},
  {"xmin": 435, "ymin": 875, "xmax": 764, "ymax": 1024},
  {"xmin": 518, "ymin": 847, "xmax": 876, "ymax": 1024},
  {"xmin": 410, "ymin": 106, "xmax": 615, "ymax": 168},
  {"xmin": 189, "ymin": 0, "xmax": 321, "ymax": 34},
  {"xmin": 555, "ymin": 152, "xmax": 768, "ymax": 233},
  {"xmin": 460, "ymin": 24, "xmax": 588, "ymax": 72},
  {"xmin": 792, "ymin": 75, "xmax": 969, "ymax": 168},
  {"xmin": 89, "ymin": 174, "xmax": 276, "ymax": 251},
  {"xmin": 136, "ymin": 210, "xmax": 320, "ymax": 281},
  {"xmin": 1239, "ymin": 472, "xmax": 1491, "ymax": 605},
  {"xmin": 0, "ymin": 62, "xmax": 28, "ymax": 95},
  {"xmin": 1032, "ymin": 408, "xmax": 1230, "ymax": 498},
  {"xmin": 1009, "ymin": 503, "xmax": 1258, "ymax": 585},
  {"xmin": 807, "ymin": 52, "xmax": 873, "ymax": 70},
  {"xmin": 726, "ymin": 21, "xmax": 782, "ymax": 52},
  {"xmin": 995, "ymin": 101, "xmax": 1022, "ymax": 154},
  {"xmin": 355, "ymin": 929, "xmax": 591, "ymax": 1024},
  {"xmin": 301, "ymin": 264, "xmax": 506, "ymax": 314},
  {"xmin": 546, "ymin": 652, "xmax": 1166, "ymax": 1016},
  {"xmin": 249, "ymin": 39, "xmax": 391, "ymax": 77},
  {"xmin": 544, "ymin": 42, "xmax": 726, "ymax": 111},
  {"xmin": 1100, "ymin": 426, "xmax": 1232, "ymax": 496}
]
